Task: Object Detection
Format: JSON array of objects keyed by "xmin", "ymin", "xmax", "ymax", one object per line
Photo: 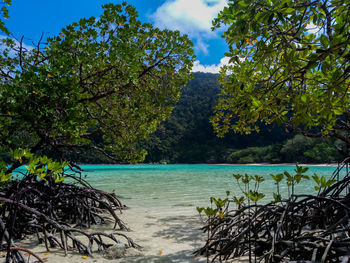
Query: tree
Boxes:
[
  {"xmin": 0, "ymin": 2, "xmax": 195, "ymax": 169},
  {"xmin": 196, "ymin": 2, "xmax": 350, "ymax": 261},
  {"xmin": 211, "ymin": 0, "xmax": 350, "ymax": 155},
  {"xmin": 0, "ymin": 0, "xmax": 10, "ymax": 35},
  {"xmin": 0, "ymin": 3, "xmax": 194, "ymax": 261},
  {"xmin": 280, "ymin": 134, "xmax": 343, "ymax": 162}
]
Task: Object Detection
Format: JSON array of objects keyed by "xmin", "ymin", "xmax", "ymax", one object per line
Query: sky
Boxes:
[{"xmin": 4, "ymin": 0, "xmax": 230, "ymax": 73}]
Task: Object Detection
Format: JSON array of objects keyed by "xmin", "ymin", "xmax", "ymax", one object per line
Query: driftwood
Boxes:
[
  {"xmin": 196, "ymin": 159, "xmax": 350, "ymax": 262},
  {"xmin": 0, "ymin": 172, "xmax": 139, "ymax": 262}
]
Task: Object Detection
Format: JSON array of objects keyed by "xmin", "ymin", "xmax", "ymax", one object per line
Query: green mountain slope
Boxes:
[{"xmin": 142, "ymin": 72, "xmax": 304, "ymax": 163}]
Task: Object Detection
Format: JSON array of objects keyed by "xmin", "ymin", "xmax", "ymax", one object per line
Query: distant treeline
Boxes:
[{"xmin": 141, "ymin": 72, "xmax": 343, "ymax": 164}]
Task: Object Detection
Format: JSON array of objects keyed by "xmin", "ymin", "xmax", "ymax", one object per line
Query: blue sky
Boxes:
[{"xmin": 4, "ymin": 0, "xmax": 229, "ymax": 73}]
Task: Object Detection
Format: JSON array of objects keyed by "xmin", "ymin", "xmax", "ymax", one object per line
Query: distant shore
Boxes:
[
  {"xmin": 216, "ymin": 162, "xmax": 338, "ymax": 167},
  {"xmin": 78, "ymin": 162, "xmax": 339, "ymax": 167}
]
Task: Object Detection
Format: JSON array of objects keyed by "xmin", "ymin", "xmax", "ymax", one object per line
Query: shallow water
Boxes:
[
  {"xmin": 80, "ymin": 164, "xmax": 342, "ymax": 211},
  {"xmin": 16, "ymin": 164, "xmax": 346, "ymax": 262}
]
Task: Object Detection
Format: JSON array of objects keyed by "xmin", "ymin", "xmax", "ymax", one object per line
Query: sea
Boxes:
[
  {"xmin": 11, "ymin": 163, "xmax": 348, "ymax": 262},
  {"xmin": 77, "ymin": 164, "xmax": 344, "ymax": 211}
]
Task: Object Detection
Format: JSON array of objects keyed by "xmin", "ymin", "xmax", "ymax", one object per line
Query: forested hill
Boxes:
[
  {"xmin": 141, "ymin": 72, "xmax": 288, "ymax": 163},
  {"xmin": 141, "ymin": 72, "xmax": 342, "ymax": 164}
]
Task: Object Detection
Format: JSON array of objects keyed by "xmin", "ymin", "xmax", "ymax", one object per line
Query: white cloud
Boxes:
[
  {"xmin": 151, "ymin": 0, "xmax": 226, "ymax": 35},
  {"xmin": 306, "ymin": 22, "xmax": 319, "ymax": 34},
  {"xmin": 0, "ymin": 35, "xmax": 34, "ymax": 57},
  {"xmin": 192, "ymin": 56, "xmax": 230, "ymax": 73},
  {"xmin": 195, "ymin": 38, "xmax": 210, "ymax": 56},
  {"xmin": 151, "ymin": 0, "xmax": 227, "ymax": 55}
]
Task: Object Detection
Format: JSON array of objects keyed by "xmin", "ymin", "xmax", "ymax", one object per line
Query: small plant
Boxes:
[
  {"xmin": 270, "ymin": 173, "xmax": 284, "ymax": 202},
  {"xmin": 196, "ymin": 165, "xmax": 345, "ymax": 262},
  {"xmin": 283, "ymin": 165, "xmax": 310, "ymax": 197},
  {"xmin": 269, "ymin": 164, "xmax": 311, "ymax": 202},
  {"xmin": 312, "ymin": 173, "xmax": 337, "ymax": 191},
  {"xmin": 0, "ymin": 149, "xmax": 138, "ymax": 262}
]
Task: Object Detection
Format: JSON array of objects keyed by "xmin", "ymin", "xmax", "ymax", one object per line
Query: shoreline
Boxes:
[
  {"xmin": 17, "ymin": 164, "xmax": 337, "ymax": 262},
  {"xmin": 215, "ymin": 162, "xmax": 338, "ymax": 167},
  {"xmin": 77, "ymin": 162, "xmax": 339, "ymax": 167}
]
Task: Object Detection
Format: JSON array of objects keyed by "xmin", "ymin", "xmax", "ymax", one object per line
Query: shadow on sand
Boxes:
[{"xmin": 117, "ymin": 213, "xmax": 207, "ymax": 263}]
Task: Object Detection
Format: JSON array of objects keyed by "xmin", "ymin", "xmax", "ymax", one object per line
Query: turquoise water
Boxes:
[{"xmin": 80, "ymin": 164, "xmax": 342, "ymax": 211}]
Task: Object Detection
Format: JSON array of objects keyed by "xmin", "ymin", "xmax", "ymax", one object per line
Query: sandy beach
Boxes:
[
  {"xmin": 216, "ymin": 162, "xmax": 338, "ymax": 167},
  {"xmin": 19, "ymin": 206, "xmax": 209, "ymax": 263},
  {"xmin": 15, "ymin": 163, "xmax": 338, "ymax": 262},
  {"xmin": 115, "ymin": 206, "xmax": 207, "ymax": 262}
]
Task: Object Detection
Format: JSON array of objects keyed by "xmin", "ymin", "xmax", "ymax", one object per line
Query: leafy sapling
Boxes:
[
  {"xmin": 0, "ymin": 161, "xmax": 11, "ymax": 184},
  {"xmin": 233, "ymin": 196, "xmax": 245, "ymax": 209},
  {"xmin": 210, "ymin": 197, "xmax": 228, "ymax": 219},
  {"xmin": 312, "ymin": 173, "xmax": 336, "ymax": 192},
  {"xmin": 270, "ymin": 173, "xmax": 284, "ymax": 202},
  {"xmin": 284, "ymin": 165, "xmax": 310, "ymax": 197}
]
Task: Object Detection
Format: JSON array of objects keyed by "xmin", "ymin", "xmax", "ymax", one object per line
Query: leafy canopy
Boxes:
[
  {"xmin": 211, "ymin": 0, "xmax": 350, "ymax": 147},
  {"xmin": 0, "ymin": 0, "xmax": 10, "ymax": 35},
  {"xmin": 0, "ymin": 2, "xmax": 195, "ymax": 164}
]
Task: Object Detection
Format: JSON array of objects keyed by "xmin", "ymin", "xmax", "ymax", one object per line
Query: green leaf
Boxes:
[
  {"xmin": 0, "ymin": 171, "xmax": 12, "ymax": 182},
  {"xmin": 247, "ymin": 190, "xmax": 265, "ymax": 202},
  {"xmin": 326, "ymin": 179, "xmax": 336, "ymax": 187},
  {"xmin": 1, "ymin": 6, "xmax": 9, "ymax": 19},
  {"xmin": 312, "ymin": 173, "xmax": 320, "ymax": 185},
  {"xmin": 301, "ymin": 167, "xmax": 309, "ymax": 173},
  {"xmin": 233, "ymin": 196, "xmax": 245, "ymax": 206},
  {"xmin": 238, "ymin": 1, "xmax": 249, "ymax": 7},
  {"xmin": 320, "ymin": 34, "xmax": 329, "ymax": 48},
  {"xmin": 233, "ymin": 174, "xmax": 242, "ymax": 180},
  {"xmin": 203, "ymin": 207, "xmax": 218, "ymax": 217},
  {"xmin": 196, "ymin": 207, "xmax": 204, "ymax": 214},
  {"xmin": 252, "ymin": 97, "xmax": 261, "ymax": 107},
  {"xmin": 253, "ymin": 175, "xmax": 264, "ymax": 182},
  {"xmin": 282, "ymin": 8, "xmax": 294, "ymax": 14},
  {"xmin": 334, "ymin": 108, "xmax": 343, "ymax": 115},
  {"xmin": 273, "ymin": 193, "xmax": 282, "ymax": 202},
  {"xmin": 284, "ymin": 171, "xmax": 291, "ymax": 178},
  {"xmin": 301, "ymin": 94, "xmax": 307, "ymax": 103},
  {"xmin": 270, "ymin": 173, "xmax": 284, "ymax": 184},
  {"xmin": 242, "ymin": 174, "xmax": 250, "ymax": 184}
]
